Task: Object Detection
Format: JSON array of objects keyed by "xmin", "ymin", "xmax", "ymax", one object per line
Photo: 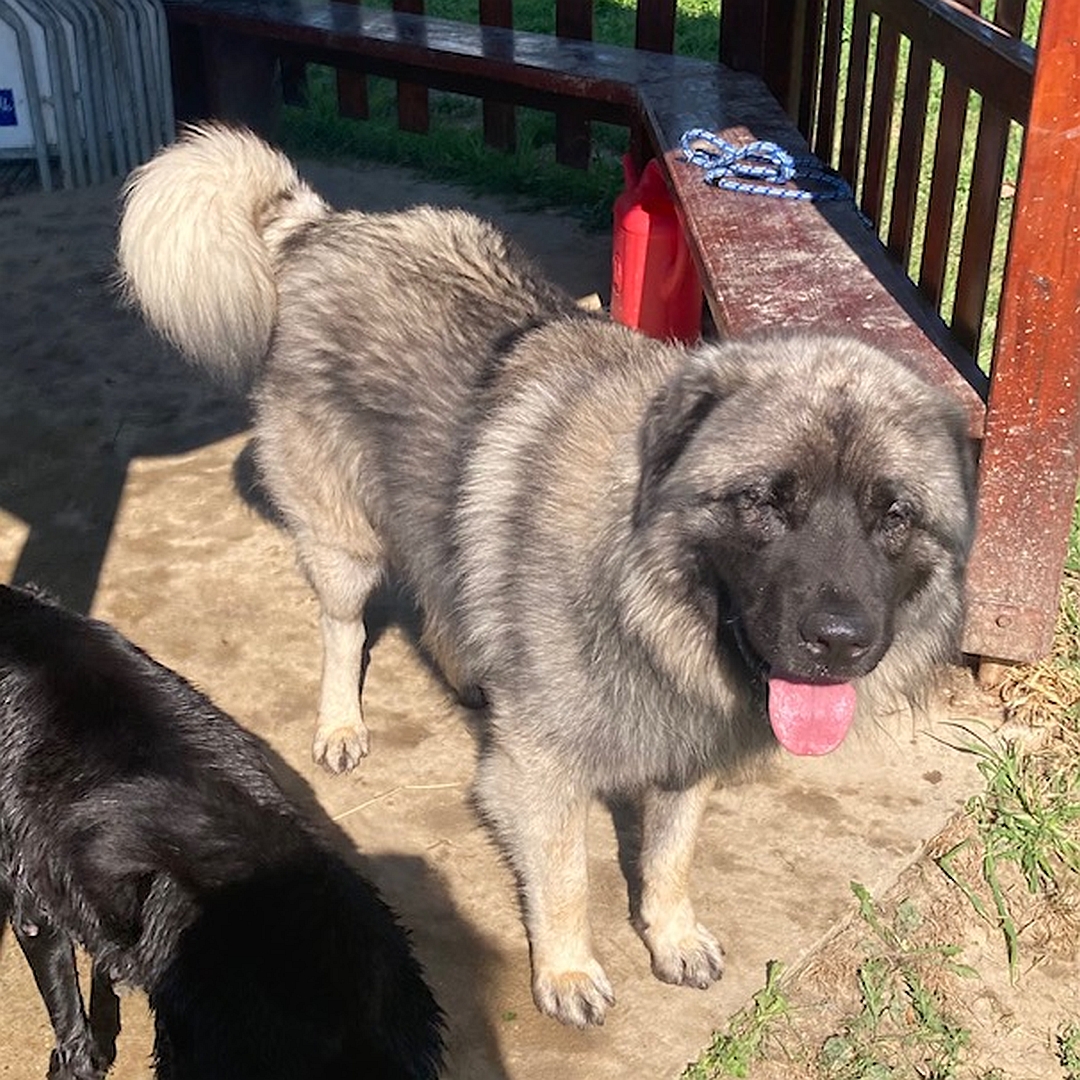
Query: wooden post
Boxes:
[
  {"xmin": 719, "ymin": 0, "xmax": 803, "ymax": 117},
  {"xmin": 635, "ymin": 0, "xmax": 676, "ymax": 54},
  {"xmin": 394, "ymin": 0, "xmax": 430, "ymax": 133},
  {"xmin": 554, "ymin": 0, "xmax": 592, "ymax": 169},
  {"xmin": 962, "ymin": 0, "xmax": 1080, "ymax": 662},
  {"xmin": 199, "ymin": 29, "xmax": 280, "ymax": 136},
  {"xmin": 335, "ymin": 0, "xmax": 369, "ymax": 119},
  {"xmin": 480, "ymin": 0, "xmax": 516, "ymax": 151}
]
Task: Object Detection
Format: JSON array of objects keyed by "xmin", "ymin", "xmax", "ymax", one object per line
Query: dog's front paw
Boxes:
[
  {"xmin": 643, "ymin": 920, "xmax": 725, "ymax": 989},
  {"xmin": 47, "ymin": 1043, "xmax": 108, "ymax": 1080},
  {"xmin": 312, "ymin": 723, "xmax": 370, "ymax": 773},
  {"xmin": 532, "ymin": 961, "xmax": 615, "ymax": 1028}
]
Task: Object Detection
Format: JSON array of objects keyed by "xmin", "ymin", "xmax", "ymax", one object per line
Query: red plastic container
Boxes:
[{"xmin": 610, "ymin": 155, "xmax": 703, "ymax": 343}]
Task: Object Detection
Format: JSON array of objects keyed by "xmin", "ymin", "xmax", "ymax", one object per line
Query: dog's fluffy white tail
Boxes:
[{"xmin": 117, "ymin": 123, "xmax": 329, "ymax": 385}]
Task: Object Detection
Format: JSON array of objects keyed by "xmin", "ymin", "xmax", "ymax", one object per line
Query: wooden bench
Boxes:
[{"xmin": 161, "ymin": 0, "xmax": 1079, "ymax": 667}]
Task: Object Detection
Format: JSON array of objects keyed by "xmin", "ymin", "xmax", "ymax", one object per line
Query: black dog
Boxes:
[{"xmin": 0, "ymin": 584, "xmax": 443, "ymax": 1079}]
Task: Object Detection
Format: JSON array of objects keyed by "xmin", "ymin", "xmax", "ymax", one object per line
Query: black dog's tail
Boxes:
[{"xmin": 150, "ymin": 850, "xmax": 444, "ymax": 1080}]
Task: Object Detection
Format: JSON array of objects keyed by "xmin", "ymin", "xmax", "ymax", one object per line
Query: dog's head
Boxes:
[{"xmin": 633, "ymin": 334, "xmax": 977, "ymax": 754}]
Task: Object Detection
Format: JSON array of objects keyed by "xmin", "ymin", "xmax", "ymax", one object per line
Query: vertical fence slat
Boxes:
[
  {"xmin": 635, "ymin": 0, "xmax": 676, "ymax": 54},
  {"xmin": 763, "ymin": 0, "xmax": 804, "ymax": 113},
  {"xmin": 718, "ymin": 0, "xmax": 767, "ymax": 73},
  {"xmin": 916, "ymin": 71, "xmax": 968, "ymax": 308},
  {"xmin": 811, "ymin": 0, "xmax": 845, "ymax": 162},
  {"xmin": 554, "ymin": 0, "xmax": 592, "ymax": 168},
  {"xmin": 796, "ymin": 0, "xmax": 823, "ymax": 137},
  {"xmin": 887, "ymin": 41, "xmax": 931, "ymax": 264},
  {"xmin": 839, "ymin": 1, "xmax": 871, "ymax": 185},
  {"xmin": 335, "ymin": 0, "xmax": 368, "ymax": 119},
  {"xmin": 281, "ymin": 59, "xmax": 308, "ymax": 107},
  {"xmin": 860, "ymin": 17, "xmax": 899, "ymax": 223},
  {"xmin": 992, "ymin": 0, "xmax": 1025, "ymax": 35},
  {"xmin": 393, "ymin": 0, "xmax": 429, "ymax": 133},
  {"xmin": 480, "ymin": 0, "xmax": 516, "ymax": 152},
  {"xmin": 950, "ymin": 100, "xmax": 1011, "ymax": 353},
  {"xmin": 719, "ymin": 0, "xmax": 802, "ymax": 113}
]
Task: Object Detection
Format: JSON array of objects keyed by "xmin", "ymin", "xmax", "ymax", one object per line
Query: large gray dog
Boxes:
[{"xmin": 118, "ymin": 124, "xmax": 977, "ymax": 1028}]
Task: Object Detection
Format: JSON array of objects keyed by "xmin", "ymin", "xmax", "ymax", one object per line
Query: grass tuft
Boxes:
[
  {"xmin": 683, "ymin": 960, "xmax": 791, "ymax": 1079},
  {"xmin": 934, "ymin": 722, "xmax": 1080, "ymax": 980},
  {"xmin": 1059, "ymin": 1024, "xmax": 1080, "ymax": 1080},
  {"xmin": 812, "ymin": 886, "xmax": 974, "ymax": 1080}
]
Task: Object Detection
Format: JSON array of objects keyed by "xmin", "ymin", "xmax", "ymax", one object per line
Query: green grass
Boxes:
[
  {"xmin": 936, "ymin": 725, "xmax": 1080, "ymax": 980},
  {"xmin": 815, "ymin": 885, "xmax": 975, "ymax": 1080},
  {"xmin": 1060, "ymin": 1025, "xmax": 1080, "ymax": 1080},
  {"xmin": 683, "ymin": 961, "xmax": 791, "ymax": 1079},
  {"xmin": 685, "ymin": 887, "xmax": 980, "ymax": 1080}
]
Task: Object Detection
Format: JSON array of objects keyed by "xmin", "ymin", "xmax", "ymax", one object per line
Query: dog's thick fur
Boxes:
[
  {"xmin": 0, "ymin": 584, "xmax": 443, "ymax": 1079},
  {"xmin": 117, "ymin": 124, "xmax": 977, "ymax": 1027}
]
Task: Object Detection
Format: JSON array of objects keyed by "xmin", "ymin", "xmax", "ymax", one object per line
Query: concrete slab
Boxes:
[{"xmin": 0, "ymin": 159, "xmax": 995, "ymax": 1079}]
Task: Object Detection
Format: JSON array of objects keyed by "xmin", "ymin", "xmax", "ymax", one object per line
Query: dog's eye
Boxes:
[
  {"xmin": 884, "ymin": 499, "xmax": 912, "ymax": 524},
  {"xmin": 727, "ymin": 482, "xmax": 775, "ymax": 514},
  {"xmin": 727, "ymin": 471, "xmax": 795, "ymax": 512},
  {"xmin": 878, "ymin": 498, "xmax": 915, "ymax": 545},
  {"xmin": 723, "ymin": 480, "xmax": 790, "ymax": 539},
  {"xmin": 730, "ymin": 487, "xmax": 766, "ymax": 513}
]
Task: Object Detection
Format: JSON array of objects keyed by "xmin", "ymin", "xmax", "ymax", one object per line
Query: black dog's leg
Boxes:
[
  {"xmin": 12, "ymin": 895, "xmax": 108, "ymax": 1080},
  {"xmin": 87, "ymin": 962, "xmax": 120, "ymax": 1072}
]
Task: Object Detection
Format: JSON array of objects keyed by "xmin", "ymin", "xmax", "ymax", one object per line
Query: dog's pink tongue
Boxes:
[{"xmin": 767, "ymin": 678, "xmax": 856, "ymax": 756}]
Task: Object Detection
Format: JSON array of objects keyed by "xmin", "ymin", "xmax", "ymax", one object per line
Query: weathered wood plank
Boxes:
[{"xmin": 961, "ymin": 0, "xmax": 1080, "ymax": 660}]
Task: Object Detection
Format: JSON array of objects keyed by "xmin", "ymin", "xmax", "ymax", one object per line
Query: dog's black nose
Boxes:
[{"xmin": 799, "ymin": 605, "xmax": 875, "ymax": 667}]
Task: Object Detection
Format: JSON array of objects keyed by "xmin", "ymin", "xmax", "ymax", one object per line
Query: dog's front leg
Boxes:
[
  {"xmin": 474, "ymin": 748, "xmax": 614, "ymax": 1028},
  {"xmin": 634, "ymin": 775, "xmax": 725, "ymax": 988},
  {"xmin": 11, "ymin": 900, "xmax": 106, "ymax": 1080}
]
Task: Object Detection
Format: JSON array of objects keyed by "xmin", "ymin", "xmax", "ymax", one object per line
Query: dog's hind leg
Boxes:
[
  {"xmin": 298, "ymin": 539, "xmax": 385, "ymax": 773},
  {"xmin": 87, "ymin": 963, "xmax": 120, "ymax": 1074},
  {"xmin": 633, "ymin": 777, "xmax": 725, "ymax": 990},
  {"xmin": 11, "ymin": 897, "xmax": 107, "ymax": 1080}
]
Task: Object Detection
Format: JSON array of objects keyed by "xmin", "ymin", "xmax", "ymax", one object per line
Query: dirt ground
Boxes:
[{"xmin": 0, "ymin": 156, "xmax": 1074, "ymax": 1080}]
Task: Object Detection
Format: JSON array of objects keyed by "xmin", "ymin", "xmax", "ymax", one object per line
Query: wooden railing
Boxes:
[
  {"xmin": 722, "ymin": 0, "xmax": 1037, "ymax": 368},
  {"xmin": 330, "ymin": 0, "xmax": 689, "ymax": 167},
  {"xmin": 326, "ymin": 0, "xmax": 1041, "ymax": 372},
  {"xmin": 719, "ymin": 0, "xmax": 1080, "ymax": 664}
]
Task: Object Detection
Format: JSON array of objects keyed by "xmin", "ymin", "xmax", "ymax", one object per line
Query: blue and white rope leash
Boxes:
[{"xmin": 680, "ymin": 128, "xmax": 854, "ymax": 203}]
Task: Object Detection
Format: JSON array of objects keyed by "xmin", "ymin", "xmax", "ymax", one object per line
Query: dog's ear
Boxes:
[
  {"xmin": 931, "ymin": 394, "xmax": 980, "ymax": 558},
  {"xmin": 634, "ymin": 360, "xmax": 725, "ymax": 526}
]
